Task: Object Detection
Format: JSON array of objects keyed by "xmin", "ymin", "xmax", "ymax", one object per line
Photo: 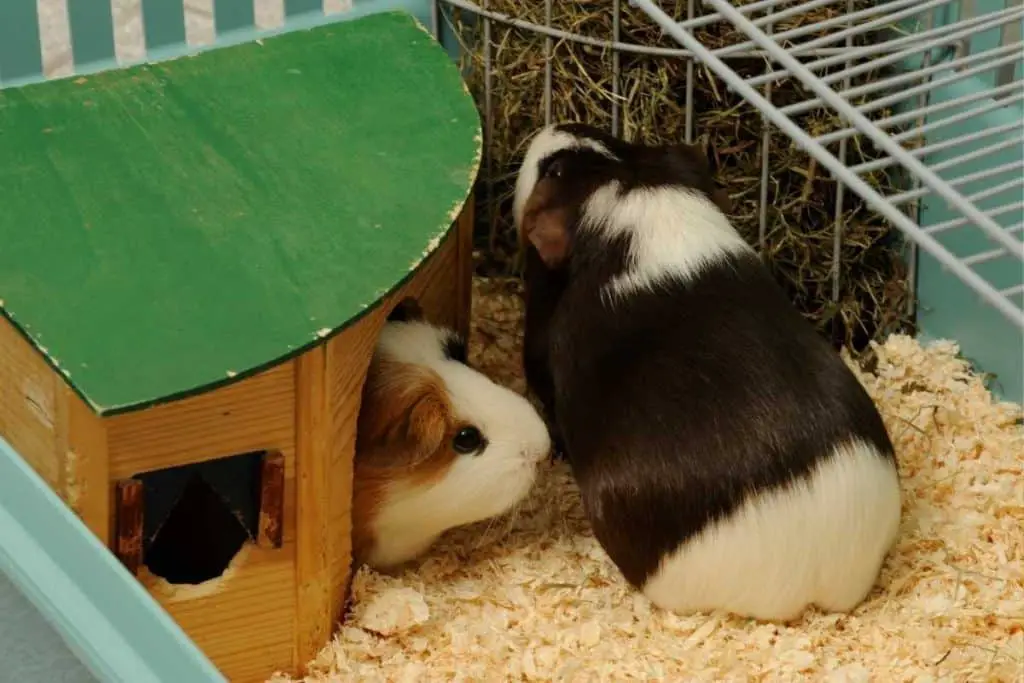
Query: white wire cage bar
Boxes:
[
  {"xmin": 442, "ymin": 0, "xmax": 1024, "ymax": 333},
  {"xmin": 635, "ymin": 0, "xmax": 1024, "ymax": 329}
]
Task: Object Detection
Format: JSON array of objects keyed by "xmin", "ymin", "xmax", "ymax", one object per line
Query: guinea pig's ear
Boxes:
[
  {"xmin": 672, "ymin": 141, "xmax": 733, "ymax": 215},
  {"xmin": 398, "ymin": 377, "xmax": 450, "ymax": 463},
  {"xmin": 388, "ymin": 297, "xmax": 425, "ymax": 323},
  {"xmin": 520, "ymin": 159, "xmax": 573, "ymax": 269},
  {"xmin": 711, "ymin": 187, "xmax": 732, "ymax": 215},
  {"xmin": 358, "ymin": 359, "xmax": 451, "ymax": 468},
  {"xmin": 672, "ymin": 141, "xmax": 713, "ymax": 170}
]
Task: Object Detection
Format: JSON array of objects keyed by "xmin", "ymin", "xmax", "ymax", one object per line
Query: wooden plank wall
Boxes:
[{"xmin": 0, "ymin": 319, "xmax": 109, "ymax": 543}]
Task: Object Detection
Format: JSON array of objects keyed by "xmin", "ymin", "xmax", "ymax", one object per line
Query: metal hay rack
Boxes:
[{"xmin": 439, "ymin": 0, "xmax": 1024, "ymax": 346}]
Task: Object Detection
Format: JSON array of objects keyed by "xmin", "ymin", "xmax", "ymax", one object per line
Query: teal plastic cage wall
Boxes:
[
  {"xmin": 0, "ymin": 0, "xmax": 448, "ymax": 86},
  {"xmin": 0, "ymin": 433, "xmax": 226, "ymax": 683},
  {"xmin": 906, "ymin": 0, "xmax": 1023, "ymax": 404}
]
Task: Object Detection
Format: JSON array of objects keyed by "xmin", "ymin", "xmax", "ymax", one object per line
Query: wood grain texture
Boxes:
[
  {"xmin": 102, "ymin": 360, "xmax": 299, "ymax": 682},
  {"xmin": 0, "ymin": 195, "xmax": 471, "ymax": 683},
  {"xmin": 63, "ymin": 387, "xmax": 110, "ymax": 545},
  {"xmin": 105, "ymin": 362, "xmax": 295, "ymax": 482},
  {"xmin": 455, "ymin": 196, "xmax": 476, "ymax": 344},
  {"xmin": 1, "ymin": 319, "xmax": 111, "ymax": 544},
  {"xmin": 289, "ymin": 222, "xmax": 466, "ymax": 673},
  {"xmin": 127, "ymin": 381, "xmax": 298, "ymax": 682},
  {"xmin": 0, "ymin": 11, "xmax": 482, "ymax": 416},
  {"xmin": 294, "ymin": 344, "xmax": 333, "ymax": 667},
  {"xmin": 259, "ymin": 451, "xmax": 285, "ymax": 549},
  {"xmin": 407, "ymin": 229, "xmax": 463, "ymax": 333},
  {"xmin": 139, "ymin": 542, "xmax": 296, "ymax": 683},
  {"xmin": 114, "ymin": 479, "xmax": 143, "ymax": 575},
  {"xmin": 322, "ymin": 312, "xmax": 380, "ymax": 616},
  {"xmin": 341, "ymin": 218, "xmax": 464, "ymax": 574},
  {"xmin": 0, "ymin": 317, "xmax": 64, "ymax": 489}
]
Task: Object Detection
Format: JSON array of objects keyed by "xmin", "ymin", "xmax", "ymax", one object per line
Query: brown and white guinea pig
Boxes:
[
  {"xmin": 512, "ymin": 122, "xmax": 902, "ymax": 622},
  {"xmin": 351, "ymin": 298, "xmax": 552, "ymax": 571}
]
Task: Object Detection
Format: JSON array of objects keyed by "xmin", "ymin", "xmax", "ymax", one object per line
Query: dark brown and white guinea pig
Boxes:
[
  {"xmin": 512, "ymin": 122, "xmax": 902, "ymax": 622},
  {"xmin": 521, "ymin": 244, "xmax": 569, "ymax": 457},
  {"xmin": 351, "ymin": 298, "xmax": 552, "ymax": 571}
]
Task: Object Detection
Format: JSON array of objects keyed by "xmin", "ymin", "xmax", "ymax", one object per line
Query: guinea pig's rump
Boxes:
[
  {"xmin": 567, "ymin": 396, "xmax": 901, "ymax": 621},
  {"xmin": 552, "ymin": 259, "xmax": 900, "ymax": 620},
  {"xmin": 585, "ymin": 434, "xmax": 901, "ymax": 621}
]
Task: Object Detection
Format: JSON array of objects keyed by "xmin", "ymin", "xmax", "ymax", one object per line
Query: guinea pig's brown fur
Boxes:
[
  {"xmin": 351, "ymin": 355, "xmax": 461, "ymax": 564},
  {"xmin": 351, "ymin": 300, "xmax": 552, "ymax": 571}
]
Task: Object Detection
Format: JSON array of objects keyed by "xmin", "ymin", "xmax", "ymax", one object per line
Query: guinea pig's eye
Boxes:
[
  {"xmin": 542, "ymin": 157, "xmax": 565, "ymax": 180},
  {"xmin": 452, "ymin": 426, "xmax": 486, "ymax": 455}
]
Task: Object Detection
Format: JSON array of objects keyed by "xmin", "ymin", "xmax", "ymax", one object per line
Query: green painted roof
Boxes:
[{"xmin": 0, "ymin": 11, "xmax": 481, "ymax": 416}]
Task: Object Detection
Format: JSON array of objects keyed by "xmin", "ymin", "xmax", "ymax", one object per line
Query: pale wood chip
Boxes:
[{"xmin": 273, "ymin": 276, "xmax": 1024, "ymax": 682}]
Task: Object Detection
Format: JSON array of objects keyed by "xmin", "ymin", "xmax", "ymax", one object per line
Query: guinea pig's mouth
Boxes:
[
  {"xmin": 510, "ymin": 464, "xmax": 540, "ymax": 496},
  {"xmin": 522, "ymin": 449, "xmax": 550, "ymax": 467}
]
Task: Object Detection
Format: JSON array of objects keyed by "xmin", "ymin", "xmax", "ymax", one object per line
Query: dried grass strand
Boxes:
[{"xmin": 447, "ymin": 0, "xmax": 916, "ymax": 352}]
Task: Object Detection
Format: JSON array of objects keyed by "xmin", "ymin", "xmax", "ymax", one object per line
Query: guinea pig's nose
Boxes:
[{"xmin": 523, "ymin": 444, "xmax": 549, "ymax": 464}]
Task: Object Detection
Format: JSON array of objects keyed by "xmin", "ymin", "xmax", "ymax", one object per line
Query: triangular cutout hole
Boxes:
[{"xmin": 143, "ymin": 473, "xmax": 251, "ymax": 585}]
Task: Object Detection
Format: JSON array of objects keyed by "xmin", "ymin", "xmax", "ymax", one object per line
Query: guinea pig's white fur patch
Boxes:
[
  {"xmin": 581, "ymin": 182, "xmax": 753, "ymax": 302},
  {"xmin": 513, "ymin": 125, "xmax": 618, "ymax": 232},
  {"xmin": 513, "ymin": 124, "xmax": 751, "ymax": 302},
  {"xmin": 364, "ymin": 320, "xmax": 552, "ymax": 568},
  {"xmin": 642, "ymin": 438, "xmax": 902, "ymax": 621}
]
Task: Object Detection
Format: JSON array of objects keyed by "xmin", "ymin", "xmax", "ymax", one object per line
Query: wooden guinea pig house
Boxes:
[{"xmin": 0, "ymin": 6, "xmax": 480, "ymax": 682}]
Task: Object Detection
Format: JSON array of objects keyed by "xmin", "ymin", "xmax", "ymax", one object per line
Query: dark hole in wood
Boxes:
[
  {"xmin": 387, "ymin": 296, "xmax": 424, "ymax": 323},
  {"xmin": 136, "ymin": 451, "xmax": 265, "ymax": 585},
  {"xmin": 144, "ymin": 474, "xmax": 250, "ymax": 584}
]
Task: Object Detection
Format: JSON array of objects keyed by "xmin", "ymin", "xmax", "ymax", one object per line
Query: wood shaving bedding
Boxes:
[{"xmin": 272, "ymin": 277, "xmax": 1023, "ymax": 682}]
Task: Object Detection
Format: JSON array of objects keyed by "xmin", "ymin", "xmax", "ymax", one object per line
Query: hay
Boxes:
[
  {"xmin": 270, "ymin": 276, "xmax": 1023, "ymax": 683},
  {"xmin": 448, "ymin": 0, "xmax": 915, "ymax": 352}
]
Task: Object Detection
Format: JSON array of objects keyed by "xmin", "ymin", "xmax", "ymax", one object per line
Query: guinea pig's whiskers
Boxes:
[
  {"xmin": 472, "ymin": 514, "xmax": 502, "ymax": 551},
  {"xmin": 554, "ymin": 495, "xmax": 578, "ymax": 546},
  {"xmin": 504, "ymin": 503, "xmax": 523, "ymax": 535},
  {"xmin": 470, "ymin": 501, "xmax": 525, "ymax": 553}
]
